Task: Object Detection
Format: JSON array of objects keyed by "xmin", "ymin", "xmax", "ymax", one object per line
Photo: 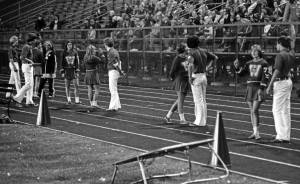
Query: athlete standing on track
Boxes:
[
  {"xmin": 7, "ymin": 35, "xmax": 21, "ymax": 98},
  {"xmin": 104, "ymin": 37, "xmax": 125, "ymax": 112},
  {"xmin": 234, "ymin": 44, "xmax": 270, "ymax": 140},
  {"xmin": 164, "ymin": 43, "xmax": 190, "ymax": 124},
  {"xmin": 38, "ymin": 40, "xmax": 57, "ymax": 98},
  {"xmin": 13, "ymin": 33, "xmax": 38, "ymax": 106},
  {"xmin": 83, "ymin": 45, "xmax": 103, "ymax": 108},
  {"xmin": 187, "ymin": 35, "xmax": 217, "ymax": 127},
  {"xmin": 266, "ymin": 36, "xmax": 295, "ymax": 143},
  {"xmin": 61, "ymin": 41, "xmax": 81, "ymax": 105}
]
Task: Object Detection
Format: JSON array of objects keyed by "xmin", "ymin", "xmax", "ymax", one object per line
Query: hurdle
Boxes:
[{"xmin": 111, "ymin": 111, "xmax": 230, "ymax": 184}]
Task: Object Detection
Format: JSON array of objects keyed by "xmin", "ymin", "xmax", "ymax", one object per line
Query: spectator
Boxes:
[
  {"xmin": 49, "ymin": 15, "xmax": 62, "ymax": 30},
  {"xmin": 283, "ymin": 0, "xmax": 300, "ymax": 52},
  {"xmin": 35, "ymin": 15, "xmax": 46, "ymax": 32}
]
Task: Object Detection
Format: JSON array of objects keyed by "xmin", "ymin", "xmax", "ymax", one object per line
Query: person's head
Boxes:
[
  {"xmin": 9, "ymin": 35, "xmax": 18, "ymax": 46},
  {"xmin": 54, "ymin": 15, "xmax": 59, "ymax": 22},
  {"xmin": 65, "ymin": 40, "xmax": 73, "ymax": 52},
  {"xmin": 186, "ymin": 35, "xmax": 199, "ymax": 49},
  {"xmin": 34, "ymin": 39, "xmax": 41, "ymax": 48},
  {"xmin": 177, "ymin": 43, "xmax": 186, "ymax": 54},
  {"xmin": 277, "ymin": 36, "xmax": 291, "ymax": 51},
  {"xmin": 85, "ymin": 44, "xmax": 96, "ymax": 58},
  {"xmin": 104, "ymin": 37, "xmax": 114, "ymax": 50},
  {"xmin": 27, "ymin": 33, "xmax": 38, "ymax": 44},
  {"xmin": 44, "ymin": 40, "xmax": 54, "ymax": 51},
  {"xmin": 251, "ymin": 44, "xmax": 263, "ymax": 58}
]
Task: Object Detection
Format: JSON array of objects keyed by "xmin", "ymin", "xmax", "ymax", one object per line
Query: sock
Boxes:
[
  {"xmin": 67, "ymin": 97, "xmax": 71, "ymax": 102},
  {"xmin": 75, "ymin": 97, "xmax": 80, "ymax": 103},
  {"xmin": 253, "ymin": 126, "xmax": 258, "ymax": 135},
  {"xmin": 93, "ymin": 101, "xmax": 98, "ymax": 106},
  {"xmin": 166, "ymin": 111, "xmax": 173, "ymax": 118},
  {"xmin": 179, "ymin": 113, "xmax": 186, "ymax": 121},
  {"xmin": 90, "ymin": 101, "xmax": 93, "ymax": 106}
]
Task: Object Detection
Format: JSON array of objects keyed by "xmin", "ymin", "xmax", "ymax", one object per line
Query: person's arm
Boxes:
[
  {"xmin": 266, "ymin": 55, "xmax": 282, "ymax": 95},
  {"xmin": 282, "ymin": 2, "xmax": 290, "ymax": 22},
  {"xmin": 60, "ymin": 53, "xmax": 66, "ymax": 75},
  {"xmin": 187, "ymin": 55, "xmax": 195, "ymax": 85},
  {"xmin": 8, "ymin": 49, "xmax": 18, "ymax": 71},
  {"xmin": 20, "ymin": 46, "xmax": 33, "ymax": 64},
  {"xmin": 169, "ymin": 56, "xmax": 179, "ymax": 81},
  {"xmin": 206, "ymin": 51, "xmax": 218, "ymax": 72}
]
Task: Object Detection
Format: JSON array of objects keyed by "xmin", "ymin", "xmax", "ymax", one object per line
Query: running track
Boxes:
[{"xmin": 0, "ymin": 74, "xmax": 300, "ymax": 184}]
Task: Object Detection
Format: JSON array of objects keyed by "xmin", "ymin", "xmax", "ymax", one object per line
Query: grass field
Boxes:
[{"xmin": 0, "ymin": 123, "xmax": 273, "ymax": 184}]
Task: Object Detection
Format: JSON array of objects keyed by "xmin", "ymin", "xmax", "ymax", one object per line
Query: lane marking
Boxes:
[
  {"xmin": 14, "ymin": 120, "xmax": 285, "ymax": 184},
  {"xmin": 5, "ymin": 106, "xmax": 300, "ymax": 168}
]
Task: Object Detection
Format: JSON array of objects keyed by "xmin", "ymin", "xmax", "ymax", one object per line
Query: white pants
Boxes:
[
  {"xmin": 108, "ymin": 70, "xmax": 121, "ymax": 110},
  {"xmin": 7, "ymin": 62, "xmax": 21, "ymax": 96},
  {"xmin": 14, "ymin": 64, "xmax": 34, "ymax": 104},
  {"xmin": 191, "ymin": 73, "xmax": 207, "ymax": 126},
  {"xmin": 273, "ymin": 79, "xmax": 293, "ymax": 141}
]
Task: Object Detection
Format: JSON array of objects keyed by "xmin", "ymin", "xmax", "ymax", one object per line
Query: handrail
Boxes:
[
  {"xmin": 3, "ymin": 0, "xmax": 54, "ymax": 25},
  {"xmin": 210, "ymin": 2, "xmax": 226, "ymax": 11},
  {"xmin": 64, "ymin": 0, "xmax": 111, "ymax": 21},
  {"xmin": 0, "ymin": 0, "xmax": 23, "ymax": 14},
  {"xmin": 65, "ymin": 2, "xmax": 112, "ymax": 28}
]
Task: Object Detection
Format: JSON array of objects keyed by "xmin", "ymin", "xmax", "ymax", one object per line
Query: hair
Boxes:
[
  {"xmin": 34, "ymin": 39, "xmax": 41, "ymax": 47},
  {"xmin": 104, "ymin": 37, "xmax": 114, "ymax": 47},
  {"xmin": 277, "ymin": 36, "xmax": 291, "ymax": 49},
  {"xmin": 186, "ymin": 35, "xmax": 199, "ymax": 49},
  {"xmin": 84, "ymin": 44, "xmax": 96, "ymax": 62},
  {"xmin": 64, "ymin": 40, "xmax": 74, "ymax": 52},
  {"xmin": 9, "ymin": 35, "xmax": 18, "ymax": 45},
  {"xmin": 251, "ymin": 44, "xmax": 263, "ymax": 58},
  {"xmin": 44, "ymin": 40, "xmax": 54, "ymax": 51},
  {"xmin": 27, "ymin": 32, "xmax": 38, "ymax": 43},
  {"xmin": 177, "ymin": 43, "xmax": 186, "ymax": 54}
]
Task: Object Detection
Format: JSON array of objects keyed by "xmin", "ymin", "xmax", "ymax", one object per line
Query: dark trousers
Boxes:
[{"xmin": 38, "ymin": 78, "xmax": 54, "ymax": 96}]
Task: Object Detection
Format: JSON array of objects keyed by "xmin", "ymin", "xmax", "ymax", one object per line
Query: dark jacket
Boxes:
[{"xmin": 42, "ymin": 50, "xmax": 56, "ymax": 74}]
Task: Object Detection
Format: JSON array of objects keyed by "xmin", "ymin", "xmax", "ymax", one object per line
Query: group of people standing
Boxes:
[
  {"xmin": 8, "ymin": 33, "xmax": 56, "ymax": 107},
  {"xmin": 165, "ymin": 35, "xmax": 294, "ymax": 144},
  {"xmin": 7, "ymin": 33, "xmax": 124, "ymax": 111},
  {"xmin": 7, "ymin": 32, "xmax": 295, "ymax": 143}
]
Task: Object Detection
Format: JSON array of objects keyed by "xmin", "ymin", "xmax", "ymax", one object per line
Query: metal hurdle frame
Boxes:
[{"xmin": 110, "ymin": 138, "xmax": 230, "ymax": 184}]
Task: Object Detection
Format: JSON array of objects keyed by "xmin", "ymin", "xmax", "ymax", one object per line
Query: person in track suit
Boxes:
[
  {"xmin": 104, "ymin": 37, "xmax": 125, "ymax": 111},
  {"xmin": 234, "ymin": 44, "xmax": 270, "ymax": 140},
  {"xmin": 266, "ymin": 36, "xmax": 295, "ymax": 143},
  {"xmin": 164, "ymin": 43, "xmax": 190, "ymax": 124},
  {"xmin": 187, "ymin": 35, "xmax": 218, "ymax": 127},
  {"xmin": 7, "ymin": 35, "xmax": 21, "ymax": 97},
  {"xmin": 13, "ymin": 33, "xmax": 38, "ymax": 106}
]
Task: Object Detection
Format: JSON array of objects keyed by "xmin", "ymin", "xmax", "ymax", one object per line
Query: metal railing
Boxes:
[{"xmin": 0, "ymin": 21, "xmax": 299, "ymax": 95}]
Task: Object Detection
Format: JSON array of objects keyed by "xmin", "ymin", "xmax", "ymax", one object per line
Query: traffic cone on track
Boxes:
[
  {"xmin": 36, "ymin": 89, "xmax": 51, "ymax": 126},
  {"xmin": 210, "ymin": 111, "xmax": 231, "ymax": 168}
]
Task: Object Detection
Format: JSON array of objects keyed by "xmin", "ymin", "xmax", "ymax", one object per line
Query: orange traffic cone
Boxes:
[
  {"xmin": 210, "ymin": 111, "xmax": 231, "ymax": 168},
  {"xmin": 36, "ymin": 89, "xmax": 51, "ymax": 126}
]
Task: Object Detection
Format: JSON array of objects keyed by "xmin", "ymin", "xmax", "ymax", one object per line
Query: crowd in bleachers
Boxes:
[{"xmin": 78, "ymin": 0, "xmax": 298, "ymax": 51}]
